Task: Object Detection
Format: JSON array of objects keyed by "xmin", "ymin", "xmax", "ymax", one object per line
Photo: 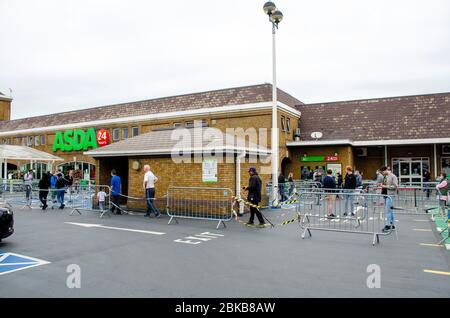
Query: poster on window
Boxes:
[{"xmin": 202, "ymin": 158, "xmax": 218, "ymax": 183}]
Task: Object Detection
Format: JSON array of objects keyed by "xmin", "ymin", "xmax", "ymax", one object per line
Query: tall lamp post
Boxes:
[{"xmin": 263, "ymin": 2, "xmax": 283, "ymax": 207}]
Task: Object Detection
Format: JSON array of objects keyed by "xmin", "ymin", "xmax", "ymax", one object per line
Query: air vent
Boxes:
[{"xmin": 356, "ymin": 147, "xmax": 367, "ymax": 157}]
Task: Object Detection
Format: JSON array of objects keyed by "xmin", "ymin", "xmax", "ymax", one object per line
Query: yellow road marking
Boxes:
[
  {"xmin": 423, "ymin": 270, "xmax": 450, "ymax": 276},
  {"xmin": 413, "ymin": 229, "xmax": 432, "ymax": 232},
  {"xmin": 420, "ymin": 243, "xmax": 442, "ymax": 247}
]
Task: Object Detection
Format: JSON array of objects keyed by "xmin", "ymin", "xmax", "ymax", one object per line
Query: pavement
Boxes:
[{"xmin": 0, "ymin": 204, "xmax": 449, "ymax": 298}]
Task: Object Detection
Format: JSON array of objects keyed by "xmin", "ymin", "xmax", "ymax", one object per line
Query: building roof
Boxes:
[
  {"xmin": 0, "ymin": 145, "xmax": 63, "ymax": 161},
  {"xmin": 0, "ymin": 84, "xmax": 302, "ymax": 133},
  {"xmin": 85, "ymin": 127, "xmax": 271, "ymax": 157},
  {"xmin": 295, "ymin": 92, "xmax": 450, "ymax": 143}
]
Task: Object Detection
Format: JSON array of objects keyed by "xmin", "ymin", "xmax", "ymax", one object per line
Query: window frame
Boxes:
[
  {"xmin": 280, "ymin": 115, "xmax": 286, "ymax": 132},
  {"xmin": 122, "ymin": 127, "xmax": 129, "ymax": 140},
  {"xmin": 286, "ymin": 117, "xmax": 291, "ymax": 133},
  {"xmin": 131, "ymin": 127, "xmax": 139, "ymax": 137},
  {"xmin": 112, "ymin": 128, "xmax": 120, "ymax": 142}
]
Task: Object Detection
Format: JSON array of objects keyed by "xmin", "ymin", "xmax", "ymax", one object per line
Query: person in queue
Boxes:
[
  {"xmin": 323, "ymin": 169, "xmax": 337, "ymax": 218},
  {"xmin": 143, "ymin": 164, "xmax": 160, "ymax": 218},
  {"xmin": 55, "ymin": 172, "xmax": 66, "ymax": 209},
  {"xmin": 343, "ymin": 166, "xmax": 357, "ymax": 217},
  {"xmin": 110, "ymin": 169, "xmax": 122, "ymax": 215},
  {"xmin": 23, "ymin": 168, "xmax": 34, "ymax": 205},
  {"xmin": 436, "ymin": 172, "xmax": 450, "ymax": 217},
  {"xmin": 38, "ymin": 171, "xmax": 51, "ymax": 210},
  {"xmin": 379, "ymin": 165, "xmax": 398, "ymax": 232}
]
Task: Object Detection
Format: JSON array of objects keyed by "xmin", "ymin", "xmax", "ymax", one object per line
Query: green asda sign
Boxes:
[
  {"xmin": 52, "ymin": 128, "xmax": 98, "ymax": 152},
  {"xmin": 301, "ymin": 156, "xmax": 325, "ymax": 162}
]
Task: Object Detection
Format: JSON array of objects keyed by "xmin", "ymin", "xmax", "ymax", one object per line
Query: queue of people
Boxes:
[{"xmin": 23, "ymin": 169, "xmax": 74, "ymax": 210}]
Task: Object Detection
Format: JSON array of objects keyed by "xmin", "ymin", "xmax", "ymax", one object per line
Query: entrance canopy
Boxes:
[{"xmin": 0, "ymin": 145, "xmax": 63, "ymax": 162}]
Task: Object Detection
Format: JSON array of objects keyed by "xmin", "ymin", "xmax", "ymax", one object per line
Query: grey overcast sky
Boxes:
[{"xmin": 1, "ymin": 0, "xmax": 450, "ymax": 120}]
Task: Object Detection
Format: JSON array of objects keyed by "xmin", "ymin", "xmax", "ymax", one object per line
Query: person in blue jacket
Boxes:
[
  {"xmin": 110, "ymin": 169, "xmax": 122, "ymax": 215},
  {"xmin": 50, "ymin": 171, "xmax": 58, "ymax": 203}
]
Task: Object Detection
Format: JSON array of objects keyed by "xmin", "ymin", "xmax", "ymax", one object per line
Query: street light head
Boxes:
[
  {"xmin": 263, "ymin": 2, "xmax": 277, "ymax": 15},
  {"xmin": 271, "ymin": 10, "xmax": 283, "ymax": 24}
]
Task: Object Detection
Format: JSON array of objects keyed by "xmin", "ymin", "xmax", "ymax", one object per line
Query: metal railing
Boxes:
[
  {"xmin": 365, "ymin": 185, "xmax": 439, "ymax": 214},
  {"xmin": 0, "ymin": 184, "xmax": 112, "ymax": 218},
  {"xmin": 166, "ymin": 186, "xmax": 234, "ymax": 229},
  {"xmin": 69, "ymin": 185, "xmax": 112, "ymax": 218},
  {"xmin": 297, "ymin": 191, "xmax": 397, "ymax": 246}
]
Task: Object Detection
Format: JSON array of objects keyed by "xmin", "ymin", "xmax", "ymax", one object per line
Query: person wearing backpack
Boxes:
[{"xmin": 55, "ymin": 173, "xmax": 66, "ymax": 209}]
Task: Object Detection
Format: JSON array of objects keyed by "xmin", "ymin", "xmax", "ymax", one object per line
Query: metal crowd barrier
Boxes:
[
  {"xmin": 366, "ymin": 185, "xmax": 439, "ymax": 215},
  {"xmin": 69, "ymin": 185, "xmax": 112, "ymax": 218},
  {"xmin": 166, "ymin": 186, "xmax": 234, "ymax": 229},
  {"xmin": 0, "ymin": 185, "xmax": 112, "ymax": 218},
  {"xmin": 297, "ymin": 191, "xmax": 397, "ymax": 246},
  {"xmin": 266, "ymin": 180, "xmax": 322, "ymax": 204}
]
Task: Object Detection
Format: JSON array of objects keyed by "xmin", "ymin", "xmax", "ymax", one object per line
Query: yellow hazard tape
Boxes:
[
  {"xmin": 233, "ymin": 196, "xmax": 261, "ymax": 209},
  {"xmin": 275, "ymin": 199, "xmax": 299, "ymax": 207},
  {"xmin": 238, "ymin": 214, "xmax": 300, "ymax": 228},
  {"xmin": 233, "ymin": 196, "xmax": 300, "ymax": 209}
]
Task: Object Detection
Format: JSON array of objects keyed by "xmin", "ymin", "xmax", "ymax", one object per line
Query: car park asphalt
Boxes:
[{"xmin": 0, "ymin": 205, "xmax": 449, "ymax": 298}]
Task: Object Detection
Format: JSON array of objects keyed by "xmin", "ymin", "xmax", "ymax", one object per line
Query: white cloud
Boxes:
[{"xmin": 0, "ymin": 0, "xmax": 449, "ymax": 119}]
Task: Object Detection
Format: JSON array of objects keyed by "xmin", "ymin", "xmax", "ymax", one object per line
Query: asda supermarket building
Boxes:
[{"xmin": 0, "ymin": 85, "xmax": 449, "ymax": 207}]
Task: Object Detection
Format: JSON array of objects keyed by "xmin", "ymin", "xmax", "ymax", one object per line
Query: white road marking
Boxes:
[
  {"xmin": 174, "ymin": 232, "xmax": 224, "ymax": 245},
  {"xmin": 65, "ymin": 222, "xmax": 165, "ymax": 235},
  {"xmin": 0, "ymin": 252, "xmax": 50, "ymax": 276}
]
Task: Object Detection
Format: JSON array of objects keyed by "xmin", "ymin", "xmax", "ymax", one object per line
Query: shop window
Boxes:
[
  {"xmin": 27, "ymin": 136, "xmax": 33, "ymax": 146},
  {"xmin": 286, "ymin": 118, "xmax": 291, "ymax": 133},
  {"xmin": 132, "ymin": 127, "xmax": 139, "ymax": 137},
  {"xmin": 21, "ymin": 163, "xmax": 48, "ymax": 180},
  {"xmin": 34, "ymin": 136, "xmax": 40, "ymax": 146},
  {"xmin": 173, "ymin": 122, "xmax": 182, "ymax": 128},
  {"xmin": 57, "ymin": 161, "xmax": 96, "ymax": 182},
  {"xmin": 202, "ymin": 119, "xmax": 208, "ymax": 127},
  {"xmin": 40, "ymin": 135, "xmax": 46, "ymax": 145},
  {"xmin": 442, "ymin": 157, "xmax": 450, "ymax": 177},
  {"xmin": 280, "ymin": 115, "xmax": 286, "ymax": 132},
  {"xmin": 122, "ymin": 128, "xmax": 129, "ymax": 140},
  {"xmin": 185, "ymin": 121, "xmax": 194, "ymax": 128},
  {"xmin": 113, "ymin": 128, "xmax": 120, "ymax": 142}
]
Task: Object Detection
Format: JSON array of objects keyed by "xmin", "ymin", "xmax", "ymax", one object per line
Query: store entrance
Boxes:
[
  {"xmin": 392, "ymin": 157, "xmax": 430, "ymax": 185},
  {"xmin": 98, "ymin": 157, "xmax": 129, "ymax": 205}
]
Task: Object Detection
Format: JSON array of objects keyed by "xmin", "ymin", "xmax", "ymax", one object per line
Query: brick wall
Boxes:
[{"xmin": 0, "ymin": 100, "xmax": 11, "ymax": 122}]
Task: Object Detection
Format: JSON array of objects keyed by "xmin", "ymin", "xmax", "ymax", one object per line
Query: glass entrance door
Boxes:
[{"xmin": 392, "ymin": 158, "xmax": 430, "ymax": 185}]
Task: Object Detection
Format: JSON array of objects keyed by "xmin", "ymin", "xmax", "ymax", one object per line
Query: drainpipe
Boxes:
[
  {"xmin": 434, "ymin": 144, "xmax": 437, "ymax": 180},
  {"xmin": 236, "ymin": 151, "xmax": 246, "ymax": 214}
]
